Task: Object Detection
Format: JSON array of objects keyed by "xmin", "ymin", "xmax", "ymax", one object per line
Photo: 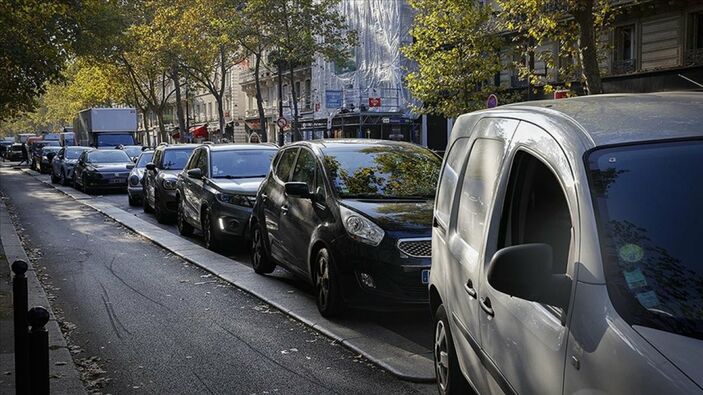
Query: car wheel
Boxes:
[
  {"xmin": 177, "ymin": 199, "xmax": 194, "ymax": 236},
  {"xmin": 82, "ymin": 175, "xmax": 93, "ymax": 194},
  {"xmin": 154, "ymin": 194, "xmax": 167, "ymax": 222},
  {"xmin": 51, "ymin": 170, "xmax": 59, "ymax": 184},
  {"xmin": 143, "ymin": 193, "xmax": 153, "ymax": 213},
  {"xmin": 251, "ymin": 222, "xmax": 275, "ymax": 274},
  {"xmin": 201, "ymin": 208, "xmax": 222, "ymax": 251},
  {"xmin": 434, "ymin": 305, "xmax": 472, "ymax": 395},
  {"xmin": 128, "ymin": 194, "xmax": 140, "ymax": 207},
  {"xmin": 315, "ymin": 248, "xmax": 345, "ymax": 318}
]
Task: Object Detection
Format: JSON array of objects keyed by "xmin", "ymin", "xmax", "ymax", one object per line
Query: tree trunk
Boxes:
[
  {"xmin": 170, "ymin": 68, "xmax": 187, "ymax": 143},
  {"xmin": 216, "ymin": 94, "xmax": 225, "ymax": 142},
  {"xmin": 575, "ymin": 3, "xmax": 603, "ymax": 95},
  {"xmin": 156, "ymin": 110, "xmax": 167, "ymax": 143},
  {"xmin": 217, "ymin": 46, "xmax": 227, "ymax": 140},
  {"xmin": 254, "ymin": 52, "xmax": 267, "ymax": 142},
  {"xmin": 288, "ymin": 64, "xmax": 300, "ymax": 141}
]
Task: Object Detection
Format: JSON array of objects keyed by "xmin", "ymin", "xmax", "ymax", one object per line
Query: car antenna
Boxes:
[{"xmin": 678, "ymin": 74, "xmax": 703, "ymax": 88}]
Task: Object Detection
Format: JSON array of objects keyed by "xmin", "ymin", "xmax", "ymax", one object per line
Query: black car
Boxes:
[
  {"xmin": 250, "ymin": 140, "xmax": 441, "ymax": 317},
  {"xmin": 72, "ymin": 149, "xmax": 134, "ymax": 194},
  {"xmin": 176, "ymin": 144, "xmax": 278, "ymax": 250},
  {"xmin": 143, "ymin": 144, "xmax": 197, "ymax": 223},
  {"xmin": 31, "ymin": 141, "xmax": 60, "ymax": 171},
  {"xmin": 37, "ymin": 146, "xmax": 61, "ymax": 173},
  {"xmin": 6, "ymin": 143, "xmax": 24, "ymax": 161},
  {"xmin": 51, "ymin": 146, "xmax": 92, "ymax": 185}
]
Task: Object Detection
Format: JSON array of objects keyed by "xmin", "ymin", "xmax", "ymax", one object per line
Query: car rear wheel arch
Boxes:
[{"xmin": 430, "ymin": 285, "xmax": 442, "ymax": 318}]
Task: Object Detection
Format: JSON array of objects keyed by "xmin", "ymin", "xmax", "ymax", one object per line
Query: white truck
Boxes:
[{"xmin": 74, "ymin": 108, "xmax": 137, "ymax": 148}]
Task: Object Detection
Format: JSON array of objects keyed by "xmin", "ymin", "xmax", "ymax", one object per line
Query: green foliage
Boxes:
[{"xmin": 402, "ymin": 0, "xmax": 503, "ymax": 118}]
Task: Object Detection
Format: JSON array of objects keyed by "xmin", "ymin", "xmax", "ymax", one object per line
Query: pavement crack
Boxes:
[
  {"xmin": 106, "ymin": 256, "xmax": 169, "ymax": 310},
  {"xmin": 192, "ymin": 370, "xmax": 216, "ymax": 395},
  {"xmin": 101, "ymin": 294, "xmax": 122, "ymax": 339},
  {"xmin": 99, "ymin": 281, "xmax": 132, "ymax": 336}
]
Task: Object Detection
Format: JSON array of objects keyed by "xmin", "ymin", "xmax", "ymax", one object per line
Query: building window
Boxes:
[
  {"xmin": 686, "ymin": 12, "xmax": 703, "ymax": 65},
  {"xmin": 614, "ymin": 24, "xmax": 636, "ymax": 74},
  {"xmin": 208, "ymin": 103, "xmax": 212, "ymax": 120}
]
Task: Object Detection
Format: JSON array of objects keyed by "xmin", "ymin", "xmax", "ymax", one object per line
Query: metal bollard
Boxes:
[
  {"xmin": 11, "ymin": 259, "xmax": 29, "ymax": 394},
  {"xmin": 28, "ymin": 306, "xmax": 50, "ymax": 395}
]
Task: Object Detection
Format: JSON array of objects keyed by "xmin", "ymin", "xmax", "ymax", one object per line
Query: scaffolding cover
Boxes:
[{"xmin": 312, "ymin": 0, "xmax": 416, "ymax": 120}]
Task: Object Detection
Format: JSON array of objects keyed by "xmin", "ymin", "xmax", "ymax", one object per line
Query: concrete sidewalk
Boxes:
[
  {"xmin": 0, "ymin": 196, "xmax": 86, "ymax": 394},
  {"xmin": 22, "ymin": 168, "xmax": 436, "ymax": 382}
]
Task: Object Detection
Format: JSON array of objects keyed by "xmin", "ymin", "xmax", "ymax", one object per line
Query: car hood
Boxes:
[
  {"xmin": 208, "ymin": 177, "xmax": 265, "ymax": 194},
  {"xmin": 340, "ymin": 199, "xmax": 434, "ymax": 233},
  {"xmin": 130, "ymin": 168, "xmax": 145, "ymax": 178},
  {"xmin": 158, "ymin": 169, "xmax": 181, "ymax": 179},
  {"xmin": 634, "ymin": 326, "xmax": 703, "ymax": 388},
  {"xmin": 87, "ymin": 163, "xmax": 133, "ymax": 172}
]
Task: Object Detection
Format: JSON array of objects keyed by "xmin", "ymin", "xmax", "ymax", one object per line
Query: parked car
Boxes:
[
  {"xmin": 72, "ymin": 149, "xmax": 134, "ymax": 194},
  {"xmin": 143, "ymin": 144, "xmax": 197, "ymax": 223},
  {"xmin": 5, "ymin": 143, "xmax": 24, "ymax": 161},
  {"xmin": 30, "ymin": 141, "xmax": 60, "ymax": 171},
  {"xmin": 429, "ymin": 93, "xmax": 703, "ymax": 395},
  {"xmin": 176, "ymin": 144, "xmax": 278, "ymax": 250},
  {"xmin": 127, "ymin": 150, "xmax": 154, "ymax": 206},
  {"xmin": 0, "ymin": 141, "xmax": 12, "ymax": 160},
  {"xmin": 120, "ymin": 144, "xmax": 145, "ymax": 162},
  {"xmin": 50, "ymin": 146, "xmax": 92, "ymax": 185},
  {"xmin": 36, "ymin": 146, "xmax": 61, "ymax": 173},
  {"xmin": 250, "ymin": 140, "xmax": 440, "ymax": 317}
]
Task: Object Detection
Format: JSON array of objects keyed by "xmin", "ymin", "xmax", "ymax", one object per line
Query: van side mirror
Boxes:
[
  {"xmin": 145, "ymin": 162, "xmax": 156, "ymax": 171},
  {"xmin": 487, "ymin": 244, "xmax": 571, "ymax": 310},
  {"xmin": 187, "ymin": 168, "xmax": 203, "ymax": 179},
  {"xmin": 284, "ymin": 182, "xmax": 311, "ymax": 198}
]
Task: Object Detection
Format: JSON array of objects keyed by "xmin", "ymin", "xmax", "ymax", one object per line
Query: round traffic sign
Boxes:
[
  {"xmin": 276, "ymin": 117, "xmax": 288, "ymax": 129},
  {"xmin": 486, "ymin": 94, "xmax": 498, "ymax": 109}
]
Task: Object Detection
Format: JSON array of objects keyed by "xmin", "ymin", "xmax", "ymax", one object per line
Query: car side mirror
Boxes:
[
  {"xmin": 285, "ymin": 182, "xmax": 311, "ymax": 198},
  {"xmin": 145, "ymin": 162, "xmax": 156, "ymax": 171},
  {"xmin": 126, "ymin": 163, "xmax": 135, "ymax": 170},
  {"xmin": 487, "ymin": 243, "xmax": 572, "ymax": 310},
  {"xmin": 187, "ymin": 168, "xmax": 203, "ymax": 179},
  {"xmin": 46, "ymin": 152, "xmax": 56, "ymax": 160}
]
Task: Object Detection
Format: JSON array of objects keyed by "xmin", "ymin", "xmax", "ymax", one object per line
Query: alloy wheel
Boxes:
[
  {"xmin": 435, "ymin": 320, "xmax": 450, "ymax": 392},
  {"xmin": 316, "ymin": 253, "xmax": 330, "ymax": 309},
  {"xmin": 202, "ymin": 211, "xmax": 212, "ymax": 247},
  {"xmin": 252, "ymin": 227, "xmax": 263, "ymax": 268}
]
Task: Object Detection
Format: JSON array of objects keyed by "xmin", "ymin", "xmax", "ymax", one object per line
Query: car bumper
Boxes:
[
  {"xmin": 128, "ymin": 185, "xmax": 143, "ymax": 199},
  {"xmin": 84, "ymin": 174, "xmax": 129, "ymax": 189},
  {"xmin": 329, "ymin": 235, "xmax": 431, "ymax": 309},
  {"xmin": 211, "ymin": 200, "xmax": 253, "ymax": 238},
  {"xmin": 159, "ymin": 189, "xmax": 178, "ymax": 213}
]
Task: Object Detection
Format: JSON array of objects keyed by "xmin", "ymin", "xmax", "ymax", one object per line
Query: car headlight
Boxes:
[
  {"xmin": 129, "ymin": 175, "xmax": 141, "ymax": 186},
  {"xmin": 216, "ymin": 193, "xmax": 254, "ymax": 207},
  {"xmin": 339, "ymin": 206, "xmax": 384, "ymax": 246},
  {"xmin": 162, "ymin": 178, "xmax": 177, "ymax": 190}
]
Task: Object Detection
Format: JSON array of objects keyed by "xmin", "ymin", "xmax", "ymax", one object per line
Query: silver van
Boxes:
[{"xmin": 429, "ymin": 93, "xmax": 702, "ymax": 394}]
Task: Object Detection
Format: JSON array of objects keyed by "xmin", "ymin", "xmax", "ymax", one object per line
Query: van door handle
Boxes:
[
  {"xmin": 479, "ymin": 297, "xmax": 494, "ymax": 317},
  {"xmin": 464, "ymin": 280, "xmax": 477, "ymax": 299}
]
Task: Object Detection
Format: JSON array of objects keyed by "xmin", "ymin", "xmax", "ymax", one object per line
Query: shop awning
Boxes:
[{"xmin": 190, "ymin": 125, "xmax": 208, "ymax": 138}]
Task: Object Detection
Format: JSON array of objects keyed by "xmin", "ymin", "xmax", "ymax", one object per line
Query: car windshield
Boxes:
[
  {"xmin": 42, "ymin": 147, "xmax": 60, "ymax": 154},
  {"xmin": 587, "ymin": 139, "xmax": 703, "ymax": 340},
  {"xmin": 123, "ymin": 146, "xmax": 143, "ymax": 157},
  {"xmin": 96, "ymin": 134, "xmax": 135, "ymax": 147},
  {"xmin": 162, "ymin": 148, "xmax": 194, "ymax": 170},
  {"xmin": 136, "ymin": 152, "xmax": 154, "ymax": 168},
  {"xmin": 210, "ymin": 149, "xmax": 276, "ymax": 178},
  {"xmin": 65, "ymin": 147, "xmax": 88, "ymax": 159},
  {"xmin": 87, "ymin": 150, "xmax": 132, "ymax": 164},
  {"xmin": 322, "ymin": 144, "xmax": 441, "ymax": 199}
]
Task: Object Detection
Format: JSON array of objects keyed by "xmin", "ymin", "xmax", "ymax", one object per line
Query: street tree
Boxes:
[
  {"xmin": 498, "ymin": 0, "xmax": 618, "ymax": 95},
  {"xmin": 402, "ymin": 0, "xmax": 503, "ymax": 118}
]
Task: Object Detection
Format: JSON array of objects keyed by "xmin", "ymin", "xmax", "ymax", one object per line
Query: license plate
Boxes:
[
  {"xmin": 421, "ymin": 269, "xmax": 430, "ymax": 285},
  {"xmin": 110, "ymin": 178, "xmax": 126, "ymax": 184}
]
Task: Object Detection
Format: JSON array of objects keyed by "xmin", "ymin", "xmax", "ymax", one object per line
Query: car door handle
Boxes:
[
  {"xmin": 432, "ymin": 216, "xmax": 446, "ymax": 235},
  {"xmin": 261, "ymin": 193, "xmax": 268, "ymax": 202},
  {"xmin": 281, "ymin": 205, "xmax": 288, "ymax": 215},
  {"xmin": 464, "ymin": 280, "xmax": 477, "ymax": 299},
  {"xmin": 479, "ymin": 297, "xmax": 494, "ymax": 317}
]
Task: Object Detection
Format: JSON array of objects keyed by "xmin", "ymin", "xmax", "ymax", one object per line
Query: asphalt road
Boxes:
[{"xmin": 0, "ymin": 166, "xmax": 434, "ymax": 394}]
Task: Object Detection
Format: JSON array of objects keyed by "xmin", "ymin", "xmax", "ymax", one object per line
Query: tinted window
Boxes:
[
  {"xmin": 436, "ymin": 138, "xmax": 470, "ymax": 226},
  {"xmin": 275, "ymin": 148, "xmax": 299, "ymax": 182},
  {"xmin": 211, "ymin": 149, "xmax": 276, "ymax": 178},
  {"xmin": 195, "ymin": 150, "xmax": 208, "ymax": 175},
  {"xmin": 588, "ymin": 140, "xmax": 703, "ymax": 340},
  {"xmin": 65, "ymin": 147, "xmax": 89, "ymax": 159},
  {"xmin": 323, "ymin": 144, "xmax": 441, "ymax": 199},
  {"xmin": 185, "ymin": 150, "xmax": 201, "ymax": 170},
  {"xmin": 86, "ymin": 150, "xmax": 132, "ymax": 163},
  {"xmin": 136, "ymin": 152, "xmax": 154, "ymax": 168},
  {"xmin": 161, "ymin": 148, "xmax": 195, "ymax": 170},
  {"xmin": 96, "ymin": 134, "xmax": 135, "ymax": 147},
  {"xmin": 291, "ymin": 149, "xmax": 317, "ymax": 192},
  {"xmin": 123, "ymin": 146, "xmax": 143, "ymax": 158},
  {"xmin": 456, "ymin": 139, "xmax": 505, "ymax": 249},
  {"xmin": 41, "ymin": 147, "xmax": 61, "ymax": 155}
]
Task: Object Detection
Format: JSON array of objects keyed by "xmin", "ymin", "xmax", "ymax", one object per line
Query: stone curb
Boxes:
[
  {"xmin": 0, "ymin": 197, "xmax": 87, "ymax": 394},
  {"xmin": 22, "ymin": 169, "xmax": 436, "ymax": 383}
]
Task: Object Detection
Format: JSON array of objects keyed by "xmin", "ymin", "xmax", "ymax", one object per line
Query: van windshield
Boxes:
[
  {"xmin": 97, "ymin": 134, "xmax": 135, "ymax": 147},
  {"xmin": 587, "ymin": 140, "xmax": 703, "ymax": 340},
  {"xmin": 322, "ymin": 144, "xmax": 441, "ymax": 199}
]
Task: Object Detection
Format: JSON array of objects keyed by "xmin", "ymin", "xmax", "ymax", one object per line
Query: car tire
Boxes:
[
  {"xmin": 143, "ymin": 195, "xmax": 153, "ymax": 213},
  {"xmin": 177, "ymin": 199, "xmax": 194, "ymax": 236},
  {"xmin": 201, "ymin": 207, "xmax": 223, "ymax": 251},
  {"xmin": 251, "ymin": 222, "xmax": 275, "ymax": 274},
  {"xmin": 314, "ymin": 247, "xmax": 345, "ymax": 318},
  {"xmin": 434, "ymin": 305, "xmax": 472, "ymax": 395},
  {"xmin": 128, "ymin": 194, "xmax": 140, "ymax": 207},
  {"xmin": 61, "ymin": 170, "xmax": 70, "ymax": 186},
  {"xmin": 51, "ymin": 170, "xmax": 59, "ymax": 184},
  {"xmin": 153, "ymin": 194, "xmax": 169, "ymax": 223},
  {"xmin": 82, "ymin": 175, "xmax": 93, "ymax": 194}
]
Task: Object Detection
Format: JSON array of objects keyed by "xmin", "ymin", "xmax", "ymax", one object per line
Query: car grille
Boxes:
[{"xmin": 397, "ymin": 238, "xmax": 432, "ymax": 258}]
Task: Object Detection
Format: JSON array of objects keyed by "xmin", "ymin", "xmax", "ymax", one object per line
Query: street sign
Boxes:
[
  {"xmin": 325, "ymin": 90, "xmax": 343, "ymax": 108},
  {"xmin": 381, "ymin": 117, "xmax": 390, "ymax": 124},
  {"xmin": 276, "ymin": 117, "xmax": 288, "ymax": 129},
  {"xmin": 368, "ymin": 97, "xmax": 381, "ymax": 107},
  {"xmin": 486, "ymin": 94, "xmax": 498, "ymax": 108},
  {"xmin": 554, "ymin": 90, "xmax": 569, "ymax": 99}
]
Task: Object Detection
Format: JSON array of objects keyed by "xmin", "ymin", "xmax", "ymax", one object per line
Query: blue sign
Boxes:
[
  {"xmin": 486, "ymin": 94, "xmax": 498, "ymax": 109},
  {"xmin": 326, "ymin": 90, "xmax": 343, "ymax": 109}
]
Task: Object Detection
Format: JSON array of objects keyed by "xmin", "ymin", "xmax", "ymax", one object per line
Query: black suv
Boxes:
[
  {"xmin": 250, "ymin": 140, "xmax": 441, "ymax": 317},
  {"xmin": 143, "ymin": 144, "xmax": 197, "ymax": 223},
  {"xmin": 176, "ymin": 144, "xmax": 278, "ymax": 250}
]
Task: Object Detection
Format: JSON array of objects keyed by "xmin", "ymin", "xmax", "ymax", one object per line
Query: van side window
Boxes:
[
  {"xmin": 275, "ymin": 148, "xmax": 298, "ymax": 182},
  {"xmin": 498, "ymin": 151, "xmax": 572, "ymax": 274},
  {"xmin": 456, "ymin": 139, "xmax": 505, "ymax": 250},
  {"xmin": 435, "ymin": 138, "xmax": 470, "ymax": 226}
]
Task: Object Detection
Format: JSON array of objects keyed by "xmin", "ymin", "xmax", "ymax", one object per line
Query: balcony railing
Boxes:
[
  {"xmin": 612, "ymin": 59, "xmax": 637, "ymax": 75},
  {"xmin": 684, "ymin": 48, "xmax": 703, "ymax": 67}
]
